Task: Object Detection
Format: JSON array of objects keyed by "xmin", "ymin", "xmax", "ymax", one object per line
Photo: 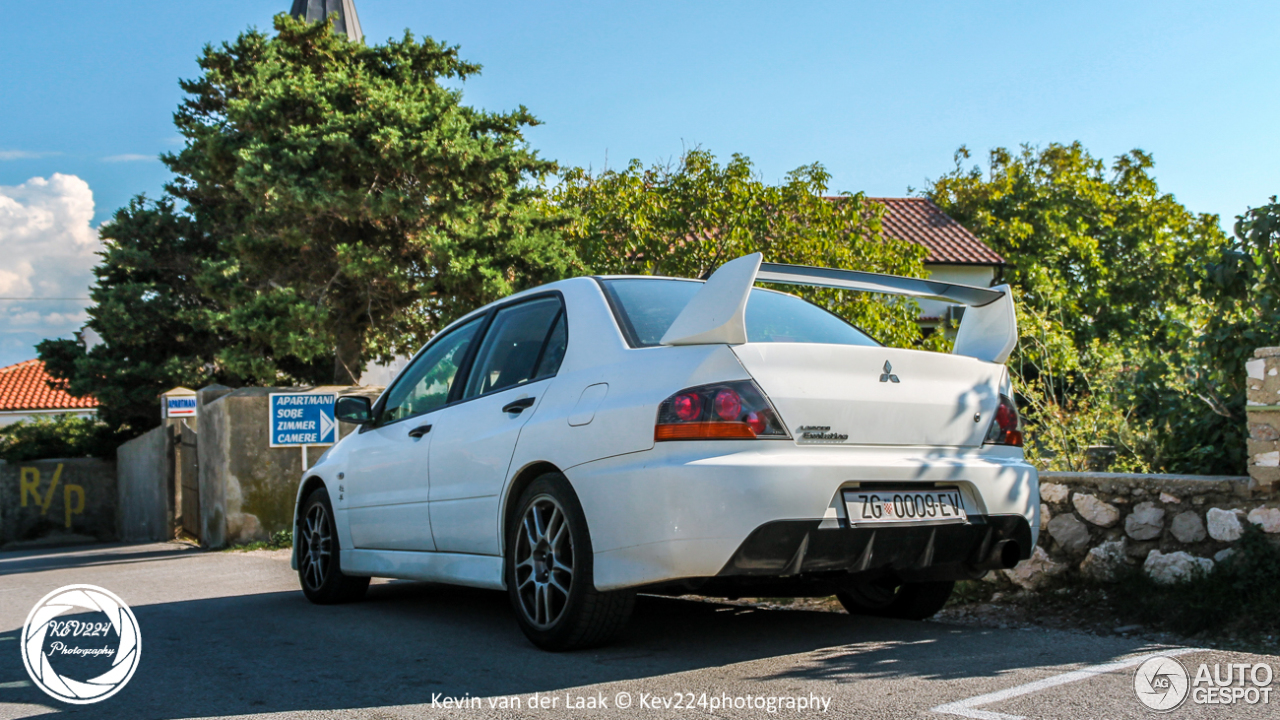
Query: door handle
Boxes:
[
  {"xmin": 408, "ymin": 423, "xmax": 432, "ymax": 438},
  {"xmin": 502, "ymin": 397, "xmax": 536, "ymax": 414}
]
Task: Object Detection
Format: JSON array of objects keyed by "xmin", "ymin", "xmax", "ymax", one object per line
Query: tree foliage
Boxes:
[
  {"xmin": 552, "ymin": 150, "xmax": 931, "ymax": 348},
  {"xmin": 929, "ymin": 143, "xmax": 1226, "ymax": 355},
  {"xmin": 928, "ymin": 143, "xmax": 1239, "ymax": 473},
  {"xmin": 38, "ymin": 197, "xmax": 241, "ymax": 433},
  {"xmin": 41, "ymin": 13, "xmax": 573, "ymax": 438},
  {"xmin": 1174, "ymin": 197, "xmax": 1280, "ymax": 471},
  {"xmin": 167, "ymin": 14, "xmax": 571, "ymax": 384},
  {"xmin": 0, "ymin": 415, "xmax": 117, "ymax": 462}
]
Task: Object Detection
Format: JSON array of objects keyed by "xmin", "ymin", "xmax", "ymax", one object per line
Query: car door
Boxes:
[
  {"xmin": 428, "ymin": 295, "xmax": 568, "ymax": 555},
  {"xmin": 344, "ymin": 315, "xmax": 484, "ymax": 551}
]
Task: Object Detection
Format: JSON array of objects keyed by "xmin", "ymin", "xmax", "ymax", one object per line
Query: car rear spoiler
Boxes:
[{"xmin": 659, "ymin": 253, "xmax": 1018, "ymax": 364}]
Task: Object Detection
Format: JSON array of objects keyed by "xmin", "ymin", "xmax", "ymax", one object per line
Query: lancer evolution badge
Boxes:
[
  {"xmin": 879, "ymin": 361, "xmax": 900, "ymax": 383},
  {"xmin": 797, "ymin": 425, "xmax": 849, "ymax": 443}
]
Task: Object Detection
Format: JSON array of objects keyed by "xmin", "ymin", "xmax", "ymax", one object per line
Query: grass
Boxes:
[
  {"xmin": 223, "ymin": 529, "xmax": 293, "ymax": 552},
  {"xmin": 948, "ymin": 579, "xmax": 997, "ymax": 606}
]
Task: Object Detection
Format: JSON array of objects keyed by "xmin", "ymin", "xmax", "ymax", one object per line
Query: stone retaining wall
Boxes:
[
  {"xmin": 0, "ymin": 458, "xmax": 117, "ymax": 547},
  {"xmin": 1003, "ymin": 471, "xmax": 1279, "ymax": 589}
]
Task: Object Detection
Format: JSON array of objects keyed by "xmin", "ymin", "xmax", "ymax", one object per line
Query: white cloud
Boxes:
[
  {"xmin": 0, "ymin": 174, "xmax": 102, "ymax": 365},
  {"xmin": 0, "ymin": 150, "xmax": 57, "ymax": 161},
  {"xmin": 102, "ymin": 154, "xmax": 156, "ymax": 163}
]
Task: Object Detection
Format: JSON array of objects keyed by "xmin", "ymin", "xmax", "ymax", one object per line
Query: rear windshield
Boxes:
[{"xmin": 600, "ymin": 278, "xmax": 880, "ymax": 348}]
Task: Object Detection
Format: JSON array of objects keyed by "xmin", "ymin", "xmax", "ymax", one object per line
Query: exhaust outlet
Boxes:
[
  {"xmin": 994, "ymin": 539, "xmax": 1020, "ymax": 569},
  {"xmin": 970, "ymin": 539, "xmax": 1021, "ymax": 571}
]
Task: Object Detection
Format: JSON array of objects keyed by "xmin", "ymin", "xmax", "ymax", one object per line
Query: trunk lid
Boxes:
[{"xmin": 732, "ymin": 344, "xmax": 1005, "ymax": 447}]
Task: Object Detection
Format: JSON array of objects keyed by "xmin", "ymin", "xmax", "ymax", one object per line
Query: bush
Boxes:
[
  {"xmin": 1109, "ymin": 524, "xmax": 1280, "ymax": 636},
  {"xmin": 0, "ymin": 414, "xmax": 119, "ymax": 462}
]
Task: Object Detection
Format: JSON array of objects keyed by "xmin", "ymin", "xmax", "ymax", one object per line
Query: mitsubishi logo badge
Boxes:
[{"xmin": 879, "ymin": 361, "xmax": 899, "ymax": 383}]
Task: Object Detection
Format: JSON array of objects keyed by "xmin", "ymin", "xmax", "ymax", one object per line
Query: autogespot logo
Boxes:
[
  {"xmin": 1134, "ymin": 655, "xmax": 1190, "ymax": 712},
  {"xmin": 20, "ymin": 584, "xmax": 141, "ymax": 704}
]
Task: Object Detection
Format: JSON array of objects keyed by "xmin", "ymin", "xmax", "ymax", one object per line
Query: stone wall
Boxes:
[
  {"xmin": 0, "ymin": 458, "xmax": 117, "ymax": 547},
  {"xmin": 1003, "ymin": 471, "xmax": 1279, "ymax": 589},
  {"xmin": 1246, "ymin": 347, "xmax": 1280, "ymax": 492}
]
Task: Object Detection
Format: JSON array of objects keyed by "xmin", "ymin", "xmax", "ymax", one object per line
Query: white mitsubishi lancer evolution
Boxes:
[{"xmin": 292, "ymin": 253, "xmax": 1039, "ymax": 650}]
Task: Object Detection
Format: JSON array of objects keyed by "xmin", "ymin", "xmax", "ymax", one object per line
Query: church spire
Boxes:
[{"xmin": 290, "ymin": 0, "xmax": 363, "ymax": 43}]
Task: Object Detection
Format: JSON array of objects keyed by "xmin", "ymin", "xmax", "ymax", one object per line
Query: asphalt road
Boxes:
[{"xmin": 0, "ymin": 542, "xmax": 1274, "ymax": 719}]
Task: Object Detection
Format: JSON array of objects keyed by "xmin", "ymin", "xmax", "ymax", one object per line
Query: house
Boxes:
[
  {"xmin": 0, "ymin": 359, "xmax": 98, "ymax": 427},
  {"xmin": 868, "ymin": 197, "xmax": 1005, "ymax": 327}
]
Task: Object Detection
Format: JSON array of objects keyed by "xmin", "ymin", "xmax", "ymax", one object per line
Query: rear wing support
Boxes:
[{"xmin": 659, "ymin": 253, "xmax": 1017, "ymax": 364}]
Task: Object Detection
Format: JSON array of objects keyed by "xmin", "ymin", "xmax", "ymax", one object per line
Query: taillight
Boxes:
[
  {"xmin": 984, "ymin": 394, "xmax": 1023, "ymax": 447},
  {"xmin": 673, "ymin": 393, "xmax": 702, "ymax": 421},
  {"xmin": 656, "ymin": 381, "xmax": 789, "ymax": 441}
]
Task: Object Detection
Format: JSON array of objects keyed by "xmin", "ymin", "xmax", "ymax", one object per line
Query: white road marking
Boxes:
[{"xmin": 931, "ymin": 647, "xmax": 1206, "ymax": 720}]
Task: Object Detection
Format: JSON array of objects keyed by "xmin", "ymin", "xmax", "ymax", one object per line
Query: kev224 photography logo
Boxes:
[{"xmin": 20, "ymin": 585, "xmax": 141, "ymax": 704}]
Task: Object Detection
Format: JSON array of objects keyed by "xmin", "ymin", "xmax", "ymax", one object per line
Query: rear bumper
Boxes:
[
  {"xmin": 718, "ymin": 514, "xmax": 1032, "ymax": 580},
  {"xmin": 565, "ymin": 441, "xmax": 1039, "ymax": 591}
]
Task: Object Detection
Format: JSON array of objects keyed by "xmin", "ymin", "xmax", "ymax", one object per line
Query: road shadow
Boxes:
[
  {"xmin": 0, "ymin": 543, "xmax": 198, "ymax": 577},
  {"xmin": 0, "ymin": 577, "xmax": 1161, "ymax": 719}
]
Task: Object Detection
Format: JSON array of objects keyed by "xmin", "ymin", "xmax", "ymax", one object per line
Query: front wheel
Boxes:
[
  {"xmin": 297, "ymin": 487, "xmax": 369, "ymax": 604},
  {"xmin": 506, "ymin": 473, "xmax": 634, "ymax": 651},
  {"xmin": 836, "ymin": 579, "xmax": 954, "ymax": 620}
]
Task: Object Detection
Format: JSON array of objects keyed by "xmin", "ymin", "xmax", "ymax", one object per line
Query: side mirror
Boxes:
[{"xmin": 335, "ymin": 396, "xmax": 373, "ymax": 425}]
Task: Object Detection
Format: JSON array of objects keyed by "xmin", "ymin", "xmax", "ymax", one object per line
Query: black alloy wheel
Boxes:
[
  {"xmin": 506, "ymin": 473, "xmax": 634, "ymax": 651},
  {"xmin": 297, "ymin": 487, "xmax": 369, "ymax": 604}
]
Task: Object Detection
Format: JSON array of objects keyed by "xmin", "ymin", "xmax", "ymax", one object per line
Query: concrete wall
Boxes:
[
  {"xmin": 197, "ymin": 385, "xmax": 375, "ymax": 548},
  {"xmin": 116, "ymin": 424, "xmax": 173, "ymax": 542},
  {"xmin": 0, "ymin": 458, "xmax": 116, "ymax": 547}
]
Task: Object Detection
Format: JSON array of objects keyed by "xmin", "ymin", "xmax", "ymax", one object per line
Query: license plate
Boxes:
[{"xmin": 843, "ymin": 488, "xmax": 967, "ymax": 526}]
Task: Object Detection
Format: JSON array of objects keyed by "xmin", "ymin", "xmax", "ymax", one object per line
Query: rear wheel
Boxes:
[
  {"xmin": 297, "ymin": 487, "xmax": 369, "ymax": 604},
  {"xmin": 506, "ymin": 473, "xmax": 634, "ymax": 651},
  {"xmin": 836, "ymin": 579, "xmax": 954, "ymax": 620}
]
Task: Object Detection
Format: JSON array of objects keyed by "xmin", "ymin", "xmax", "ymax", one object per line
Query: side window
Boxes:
[
  {"xmin": 463, "ymin": 297, "xmax": 564, "ymax": 399},
  {"xmin": 378, "ymin": 316, "xmax": 483, "ymax": 424},
  {"xmin": 533, "ymin": 312, "xmax": 567, "ymax": 380}
]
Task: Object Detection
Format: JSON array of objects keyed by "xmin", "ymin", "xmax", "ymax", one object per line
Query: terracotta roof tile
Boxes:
[
  {"xmin": 867, "ymin": 197, "xmax": 1004, "ymax": 265},
  {"xmin": 0, "ymin": 359, "xmax": 98, "ymax": 412}
]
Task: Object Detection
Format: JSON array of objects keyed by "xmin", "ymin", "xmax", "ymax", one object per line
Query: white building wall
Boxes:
[
  {"xmin": 0, "ymin": 408, "xmax": 97, "ymax": 428},
  {"xmin": 918, "ymin": 264, "xmax": 999, "ymax": 320}
]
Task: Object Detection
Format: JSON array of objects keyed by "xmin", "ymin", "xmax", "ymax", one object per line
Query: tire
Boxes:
[
  {"xmin": 297, "ymin": 487, "xmax": 369, "ymax": 604},
  {"xmin": 836, "ymin": 579, "xmax": 954, "ymax": 620},
  {"xmin": 505, "ymin": 473, "xmax": 634, "ymax": 651}
]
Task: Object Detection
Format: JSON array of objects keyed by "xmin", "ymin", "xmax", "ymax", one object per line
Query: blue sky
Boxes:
[{"xmin": 1, "ymin": 1, "xmax": 1278, "ymax": 366}]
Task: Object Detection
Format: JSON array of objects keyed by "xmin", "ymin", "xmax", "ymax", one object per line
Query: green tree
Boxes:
[
  {"xmin": 927, "ymin": 143, "xmax": 1239, "ymax": 473},
  {"xmin": 167, "ymin": 14, "xmax": 570, "ymax": 384},
  {"xmin": 928, "ymin": 143, "xmax": 1227, "ymax": 355},
  {"xmin": 552, "ymin": 150, "xmax": 930, "ymax": 347},
  {"xmin": 37, "ymin": 197, "xmax": 245, "ymax": 435},
  {"xmin": 41, "ymin": 13, "xmax": 573, "ymax": 440},
  {"xmin": 1176, "ymin": 197, "xmax": 1280, "ymax": 472}
]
